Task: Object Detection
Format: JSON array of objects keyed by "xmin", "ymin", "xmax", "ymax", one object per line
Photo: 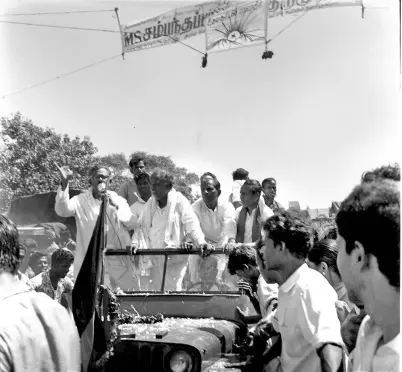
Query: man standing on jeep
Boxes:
[
  {"xmin": 191, "ymin": 172, "xmax": 236, "ymax": 284},
  {"xmin": 118, "ymin": 155, "xmax": 146, "ymax": 207},
  {"xmin": 54, "ymin": 163, "xmax": 135, "ymax": 280}
]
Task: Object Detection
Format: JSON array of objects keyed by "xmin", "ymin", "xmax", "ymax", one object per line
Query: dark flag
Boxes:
[{"xmin": 72, "ymin": 198, "xmax": 107, "ymax": 372}]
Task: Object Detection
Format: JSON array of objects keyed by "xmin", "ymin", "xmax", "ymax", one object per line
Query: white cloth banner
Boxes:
[
  {"xmin": 206, "ymin": 0, "xmax": 364, "ymax": 53},
  {"xmin": 122, "ymin": 1, "xmax": 233, "ymax": 53}
]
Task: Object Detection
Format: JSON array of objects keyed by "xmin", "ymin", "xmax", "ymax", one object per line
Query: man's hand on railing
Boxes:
[
  {"xmin": 179, "ymin": 241, "xmax": 194, "ymax": 252},
  {"xmin": 128, "ymin": 242, "xmax": 139, "ymax": 255},
  {"xmin": 200, "ymin": 243, "xmax": 214, "ymax": 258},
  {"xmin": 223, "ymin": 239, "xmax": 237, "ymax": 255}
]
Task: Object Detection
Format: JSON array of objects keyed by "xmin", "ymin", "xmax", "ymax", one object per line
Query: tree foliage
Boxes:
[
  {"xmin": 0, "ymin": 112, "xmax": 98, "ymax": 212},
  {"xmin": 0, "ymin": 113, "xmax": 200, "ymax": 213},
  {"xmin": 130, "ymin": 151, "xmax": 199, "ymax": 203}
]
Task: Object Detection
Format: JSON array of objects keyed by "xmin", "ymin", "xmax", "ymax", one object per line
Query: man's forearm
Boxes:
[{"xmin": 317, "ymin": 343, "xmax": 343, "ymax": 372}]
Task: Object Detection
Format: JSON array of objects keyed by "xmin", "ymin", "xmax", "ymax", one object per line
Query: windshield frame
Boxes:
[{"xmin": 104, "ymin": 248, "xmax": 240, "ymax": 295}]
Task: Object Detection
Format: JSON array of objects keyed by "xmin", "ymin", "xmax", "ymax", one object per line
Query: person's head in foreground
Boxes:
[
  {"xmin": 227, "ymin": 244, "xmax": 259, "ymax": 284},
  {"xmin": 135, "ymin": 172, "xmax": 152, "ymax": 202},
  {"xmin": 150, "ymin": 168, "xmax": 174, "ymax": 204},
  {"xmin": 256, "ymin": 211, "xmax": 312, "ymax": 285},
  {"xmin": 335, "ymin": 180, "xmax": 400, "ymax": 332},
  {"xmin": 240, "ymin": 179, "xmax": 262, "ymax": 209},
  {"xmin": 232, "ymin": 168, "xmax": 249, "ymax": 181},
  {"xmin": 0, "ymin": 215, "xmax": 21, "ymax": 277},
  {"xmin": 361, "ymin": 163, "xmax": 400, "ymax": 183},
  {"xmin": 200, "ymin": 172, "xmax": 221, "ymax": 209},
  {"xmin": 29, "ymin": 251, "xmax": 49, "ymax": 276},
  {"xmin": 307, "ymin": 239, "xmax": 342, "ymax": 289},
  {"xmin": 50, "ymin": 248, "xmax": 74, "ymax": 279}
]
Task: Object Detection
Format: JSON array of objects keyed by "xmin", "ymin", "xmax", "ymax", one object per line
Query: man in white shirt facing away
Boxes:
[
  {"xmin": 256, "ymin": 211, "xmax": 344, "ymax": 372},
  {"xmin": 0, "ymin": 215, "xmax": 80, "ymax": 372},
  {"xmin": 191, "ymin": 172, "xmax": 236, "ymax": 285},
  {"xmin": 336, "ymin": 177, "xmax": 400, "ymax": 372}
]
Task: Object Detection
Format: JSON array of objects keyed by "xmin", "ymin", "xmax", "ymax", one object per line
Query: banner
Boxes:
[
  {"xmin": 206, "ymin": 0, "xmax": 363, "ymax": 53},
  {"xmin": 206, "ymin": 0, "xmax": 267, "ymax": 53},
  {"xmin": 122, "ymin": 1, "xmax": 233, "ymax": 53}
]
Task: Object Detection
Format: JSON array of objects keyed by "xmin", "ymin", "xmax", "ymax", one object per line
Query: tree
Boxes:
[
  {"xmin": 129, "ymin": 151, "xmax": 200, "ymax": 202},
  {"xmin": 0, "ymin": 112, "xmax": 98, "ymax": 212}
]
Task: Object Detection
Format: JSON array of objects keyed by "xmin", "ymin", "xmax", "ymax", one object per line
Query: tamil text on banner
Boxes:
[
  {"xmin": 205, "ymin": 0, "xmax": 267, "ymax": 54},
  {"xmin": 123, "ymin": 1, "xmax": 232, "ymax": 53},
  {"xmin": 206, "ymin": 0, "xmax": 365, "ymax": 53},
  {"xmin": 72, "ymin": 198, "xmax": 107, "ymax": 372}
]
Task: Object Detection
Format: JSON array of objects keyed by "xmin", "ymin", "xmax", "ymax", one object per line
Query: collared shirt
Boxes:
[
  {"xmin": 349, "ymin": 315, "xmax": 400, "ymax": 372},
  {"xmin": 55, "ymin": 185, "xmax": 134, "ymax": 279},
  {"xmin": 149, "ymin": 205, "xmax": 169, "ymax": 249},
  {"xmin": 31, "ymin": 271, "xmax": 74, "ymax": 303},
  {"xmin": 192, "ymin": 198, "xmax": 236, "ymax": 247},
  {"xmin": 0, "ymin": 281, "xmax": 80, "ymax": 372},
  {"xmin": 273, "ymin": 263, "xmax": 343, "ymax": 372},
  {"xmin": 118, "ymin": 179, "xmax": 139, "ymax": 207},
  {"xmin": 16, "ymin": 271, "xmax": 34, "ymax": 290},
  {"xmin": 235, "ymin": 205, "xmax": 274, "ymax": 244},
  {"xmin": 268, "ymin": 199, "xmax": 286, "ymax": 214}
]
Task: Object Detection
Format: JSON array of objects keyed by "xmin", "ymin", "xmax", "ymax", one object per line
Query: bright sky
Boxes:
[{"xmin": 0, "ymin": 0, "xmax": 400, "ymax": 208}]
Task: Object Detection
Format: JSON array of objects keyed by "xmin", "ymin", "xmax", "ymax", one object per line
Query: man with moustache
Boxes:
[
  {"xmin": 190, "ymin": 172, "xmax": 236, "ymax": 285},
  {"xmin": 118, "ymin": 155, "xmax": 146, "ymax": 207},
  {"xmin": 54, "ymin": 163, "xmax": 135, "ymax": 280},
  {"xmin": 261, "ymin": 178, "xmax": 285, "ymax": 214},
  {"xmin": 256, "ymin": 211, "xmax": 343, "ymax": 372}
]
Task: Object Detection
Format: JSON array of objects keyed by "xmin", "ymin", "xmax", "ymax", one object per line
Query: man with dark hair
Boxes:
[
  {"xmin": 0, "ymin": 215, "xmax": 80, "ymax": 371},
  {"xmin": 55, "ymin": 163, "xmax": 135, "ymax": 280},
  {"xmin": 131, "ymin": 168, "xmax": 212, "ymax": 291},
  {"xmin": 361, "ymin": 163, "xmax": 400, "ymax": 183},
  {"xmin": 336, "ymin": 180, "xmax": 400, "ymax": 371},
  {"xmin": 15, "ymin": 243, "xmax": 33, "ymax": 289},
  {"xmin": 31, "ymin": 248, "xmax": 74, "ymax": 304},
  {"xmin": 118, "ymin": 155, "xmax": 146, "ymax": 206},
  {"xmin": 191, "ymin": 172, "xmax": 236, "ymax": 284},
  {"xmin": 28, "ymin": 251, "xmax": 48, "ymax": 278},
  {"xmin": 227, "ymin": 244, "xmax": 278, "ymax": 320},
  {"xmin": 229, "ymin": 179, "xmax": 273, "ymax": 247},
  {"xmin": 261, "ymin": 178, "xmax": 285, "ymax": 213},
  {"xmin": 257, "ymin": 211, "xmax": 343, "ymax": 372},
  {"xmin": 229, "ymin": 168, "xmax": 249, "ymax": 209}
]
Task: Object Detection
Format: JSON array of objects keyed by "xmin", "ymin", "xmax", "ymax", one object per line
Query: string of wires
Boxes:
[
  {"xmin": 0, "ymin": 9, "xmax": 115, "ymax": 16},
  {"xmin": 1, "ymin": 54, "xmax": 122, "ymax": 99}
]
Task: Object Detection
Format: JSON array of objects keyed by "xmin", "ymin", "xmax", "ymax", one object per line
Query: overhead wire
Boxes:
[
  {"xmin": 0, "ymin": 9, "xmax": 115, "ymax": 17},
  {"xmin": 0, "ymin": 19, "xmax": 120, "ymax": 33},
  {"xmin": 1, "ymin": 53, "xmax": 121, "ymax": 99}
]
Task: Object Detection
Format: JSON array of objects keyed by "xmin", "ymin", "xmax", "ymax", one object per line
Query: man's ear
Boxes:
[
  {"xmin": 321, "ymin": 261, "xmax": 329, "ymax": 275},
  {"xmin": 352, "ymin": 241, "xmax": 367, "ymax": 270},
  {"xmin": 242, "ymin": 264, "xmax": 249, "ymax": 271}
]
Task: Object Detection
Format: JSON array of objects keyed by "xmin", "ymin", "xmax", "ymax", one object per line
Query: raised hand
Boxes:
[{"xmin": 54, "ymin": 161, "xmax": 73, "ymax": 189}]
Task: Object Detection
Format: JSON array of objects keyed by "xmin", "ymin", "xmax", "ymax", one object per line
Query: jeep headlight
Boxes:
[{"xmin": 167, "ymin": 350, "xmax": 193, "ymax": 372}]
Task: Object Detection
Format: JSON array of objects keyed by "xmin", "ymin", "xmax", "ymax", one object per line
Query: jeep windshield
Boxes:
[{"xmin": 104, "ymin": 248, "xmax": 240, "ymax": 294}]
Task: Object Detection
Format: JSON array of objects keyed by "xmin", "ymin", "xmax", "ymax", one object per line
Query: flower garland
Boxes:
[{"xmin": 93, "ymin": 286, "xmax": 164, "ymax": 371}]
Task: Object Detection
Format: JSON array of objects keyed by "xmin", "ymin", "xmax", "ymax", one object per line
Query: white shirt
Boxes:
[
  {"xmin": 55, "ymin": 185, "xmax": 134, "ymax": 279},
  {"xmin": 257, "ymin": 276, "xmax": 279, "ymax": 318},
  {"xmin": 349, "ymin": 315, "xmax": 400, "ymax": 372},
  {"xmin": 192, "ymin": 198, "xmax": 236, "ymax": 247},
  {"xmin": 149, "ymin": 205, "xmax": 169, "ymax": 249},
  {"xmin": 130, "ymin": 197, "xmax": 147, "ymax": 230},
  {"xmin": 235, "ymin": 204, "xmax": 274, "ymax": 244},
  {"xmin": 273, "ymin": 263, "xmax": 343, "ymax": 372}
]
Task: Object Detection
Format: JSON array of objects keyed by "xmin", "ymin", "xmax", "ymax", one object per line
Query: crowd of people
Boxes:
[{"xmin": 0, "ymin": 156, "xmax": 399, "ymax": 372}]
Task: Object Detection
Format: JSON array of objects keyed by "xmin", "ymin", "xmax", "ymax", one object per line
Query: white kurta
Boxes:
[{"xmin": 55, "ymin": 185, "xmax": 134, "ymax": 279}]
